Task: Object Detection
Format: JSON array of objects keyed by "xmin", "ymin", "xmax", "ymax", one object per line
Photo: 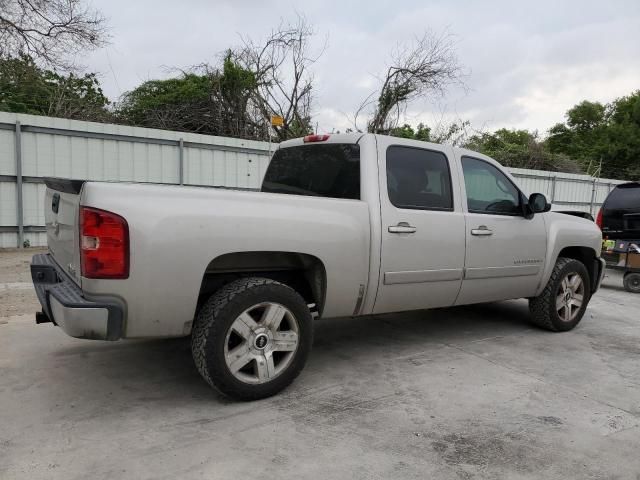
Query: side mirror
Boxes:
[{"xmin": 529, "ymin": 193, "xmax": 551, "ymax": 214}]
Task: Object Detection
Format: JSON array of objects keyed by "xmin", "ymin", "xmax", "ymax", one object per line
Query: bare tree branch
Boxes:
[
  {"xmin": 231, "ymin": 14, "xmax": 320, "ymax": 141},
  {"xmin": 0, "ymin": 0, "xmax": 108, "ymax": 70},
  {"xmin": 364, "ymin": 30, "xmax": 465, "ymax": 134}
]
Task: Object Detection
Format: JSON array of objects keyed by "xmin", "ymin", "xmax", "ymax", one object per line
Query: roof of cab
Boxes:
[{"xmin": 278, "ymin": 133, "xmax": 496, "ymax": 164}]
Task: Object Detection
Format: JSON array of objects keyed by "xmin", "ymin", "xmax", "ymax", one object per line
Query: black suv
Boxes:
[{"xmin": 597, "ymin": 182, "xmax": 640, "ymax": 239}]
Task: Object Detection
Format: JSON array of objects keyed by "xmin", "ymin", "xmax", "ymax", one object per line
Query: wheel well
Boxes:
[
  {"xmin": 197, "ymin": 252, "xmax": 326, "ymax": 315},
  {"xmin": 558, "ymin": 246, "xmax": 597, "ymax": 286}
]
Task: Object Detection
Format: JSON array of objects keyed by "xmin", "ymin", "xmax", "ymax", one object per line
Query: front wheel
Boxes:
[
  {"xmin": 191, "ymin": 277, "xmax": 313, "ymax": 400},
  {"xmin": 529, "ymin": 257, "xmax": 591, "ymax": 331}
]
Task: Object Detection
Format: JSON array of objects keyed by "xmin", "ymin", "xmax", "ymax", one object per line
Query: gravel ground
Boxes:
[
  {"xmin": 1, "ymin": 248, "xmax": 639, "ymax": 479},
  {"xmin": 0, "ymin": 248, "xmax": 46, "ymax": 317}
]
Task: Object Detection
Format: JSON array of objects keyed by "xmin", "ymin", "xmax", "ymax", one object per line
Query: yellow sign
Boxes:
[{"xmin": 270, "ymin": 115, "xmax": 284, "ymax": 127}]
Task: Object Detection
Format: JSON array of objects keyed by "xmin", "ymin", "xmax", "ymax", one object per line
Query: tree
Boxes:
[
  {"xmin": 547, "ymin": 92, "xmax": 640, "ymax": 179},
  {"xmin": 465, "ymin": 128, "xmax": 581, "ymax": 172},
  {"xmin": 116, "ymin": 54, "xmax": 261, "ymax": 138},
  {"xmin": 0, "ymin": 0, "xmax": 107, "ymax": 70},
  {"xmin": 357, "ymin": 31, "xmax": 464, "ymax": 134},
  {"xmin": 214, "ymin": 53, "xmax": 258, "ymax": 136},
  {"xmin": 390, "ymin": 123, "xmax": 431, "ymax": 141},
  {"xmin": 566, "ymin": 101, "xmax": 606, "ymax": 131},
  {"xmin": 0, "ymin": 55, "xmax": 110, "ymax": 120},
  {"xmin": 431, "ymin": 119, "xmax": 471, "ymax": 146},
  {"xmin": 601, "ymin": 92, "xmax": 640, "ymax": 179},
  {"xmin": 232, "ymin": 15, "xmax": 319, "ymax": 141},
  {"xmin": 116, "ymin": 73, "xmax": 212, "ymax": 132},
  {"xmin": 116, "ymin": 14, "xmax": 322, "ymax": 143},
  {"xmin": 388, "ymin": 119, "xmax": 472, "ymax": 146}
]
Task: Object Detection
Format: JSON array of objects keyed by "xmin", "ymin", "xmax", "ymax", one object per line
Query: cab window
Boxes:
[
  {"xmin": 386, "ymin": 146, "xmax": 453, "ymax": 211},
  {"xmin": 461, "ymin": 157, "xmax": 521, "ymax": 215}
]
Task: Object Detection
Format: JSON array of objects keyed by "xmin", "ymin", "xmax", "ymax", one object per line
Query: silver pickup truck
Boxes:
[{"xmin": 31, "ymin": 133, "xmax": 605, "ymax": 399}]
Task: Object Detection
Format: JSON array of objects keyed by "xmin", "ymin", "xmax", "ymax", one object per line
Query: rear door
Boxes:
[
  {"xmin": 455, "ymin": 155, "xmax": 546, "ymax": 305},
  {"xmin": 44, "ymin": 179, "xmax": 84, "ymax": 284},
  {"xmin": 373, "ymin": 138, "xmax": 465, "ymax": 314}
]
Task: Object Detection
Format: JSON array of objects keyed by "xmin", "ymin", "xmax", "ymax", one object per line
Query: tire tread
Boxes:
[
  {"xmin": 191, "ymin": 277, "xmax": 310, "ymax": 400},
  {"xmin": 529, "ymin": 257, "xmax": 588, "ymax": 331}
]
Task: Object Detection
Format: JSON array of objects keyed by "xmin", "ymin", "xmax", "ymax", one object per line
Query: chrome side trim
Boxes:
[
  {"xmin": 384, "ymin": 269, "xmax": 463, "ymax": 285},
  {"xmin": 464, "ymin": 265, "xmax": 540, "ymax": 280}
]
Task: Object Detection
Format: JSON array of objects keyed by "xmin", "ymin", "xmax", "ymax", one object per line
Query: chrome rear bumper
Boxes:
[{"xmin": 30, "ymin": 253, "xmax": 123, "ymax": 340}]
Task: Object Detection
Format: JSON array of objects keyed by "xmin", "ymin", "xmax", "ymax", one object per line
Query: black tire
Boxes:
[
  {"xmin": 191, "ymin": 277, "xmax": 313, "ymax": 400},
  {"xmin": 529, "ymin": 257, "xmax": 591, "ymax": 332},
  {"xmin": 623, "ymin": 273, "xmax": 640, "ymax": 293}
]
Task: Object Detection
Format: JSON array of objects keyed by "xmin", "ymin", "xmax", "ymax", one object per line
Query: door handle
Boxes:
[
  {"xmin": 388, "ymin": 222, "xmax": 417, "ymax": 234},
  {"xmin": 471, "ymin": 226, "xmax": 493, "ymax": 236}
]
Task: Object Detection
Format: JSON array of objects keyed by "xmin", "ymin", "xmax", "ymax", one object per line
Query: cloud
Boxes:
[{"xmin": 85, "ymin": 0, "xmax": 640, "ymax": 134}]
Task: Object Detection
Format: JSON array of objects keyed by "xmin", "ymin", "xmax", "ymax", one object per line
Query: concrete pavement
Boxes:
[{"xmin": 1, "ymin": 249, "xmax": 639, "ymax": 479}]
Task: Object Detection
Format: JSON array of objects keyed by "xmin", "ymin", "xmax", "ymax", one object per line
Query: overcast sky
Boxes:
[{"xmin": 84, "ymin": 0, "xmax": 640, "ymax": 135}]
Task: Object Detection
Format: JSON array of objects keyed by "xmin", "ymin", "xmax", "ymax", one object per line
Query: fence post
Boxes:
[
  {"xmin": 550, "ymin": 175, "xmax": 557, "ymax": 202},
  {"xmin": 589, "ymin": 178, "xmax": 597, "ymax": 216},
  {"xmin": 178, "ymin": 138, "xmax": 184, "ymax": 185},
  {"xmin": 15, "ymin": 121, "xmax": 24, "ymax": 249}
]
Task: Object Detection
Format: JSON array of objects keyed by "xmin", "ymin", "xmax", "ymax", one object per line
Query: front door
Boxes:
[
  {"xmin": 455, "ymin": 156, "xmax": 547, "ymax": 305},
  {"xmin": 374, "ymin": 140, "xmax": 466, "ymax": 314}
]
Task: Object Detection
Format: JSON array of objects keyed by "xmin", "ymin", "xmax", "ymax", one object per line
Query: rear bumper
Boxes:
[{"xmin": 30, "ymin": 253, "xmax": 123, "ymax": 340}]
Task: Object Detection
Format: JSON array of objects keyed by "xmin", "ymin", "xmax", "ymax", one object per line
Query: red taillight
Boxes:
[
  {"xmin": 595, "ymin": 208, "xmax": 603, "ymax": 230},
  {"xmin": 80, "ymin": 206, "xmax": 129, "ymax": 279},
  {"xmin": 303, "ymin": 134, "xmax": 330, "ymax": 143}
]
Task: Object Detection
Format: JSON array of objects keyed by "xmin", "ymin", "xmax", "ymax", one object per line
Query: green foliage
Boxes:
[
  {"xmin": 0, "ymin": 55, "xmax": 110, "ymax": 120},
  {"xmin": 2, "ymin": 49, "xmax": 639, "ymax": 172},
  {"xmin": 389, "ymin": 120, "xmax": 470, "ymax": 146},
  {"xmin": 219, "ymin": 52, "xmax": 257, "ymax": 109},
  {"xmin": 116, "ymin": 74, "xmax": 211, "ymax": 127},
  {"xmin": 566, "ymin": 101, "xmax": 606, "ymax": 131},
  {"xmin": 431, "ymin": 120, "xmax": 470, "ymax": 146},
  {"xmin": 464, "ymin": 128, "xmax": 580, "ymax": 172},
  {"xmin": 382, "ymin": 94, "xmax": 640, "ymax": 179},
  {"xmin": 116, "ymin": 53, "xmax": 264, "ymax": 138},
  {"xmin": 547, "ymin": 92, "xmax": 640, "ymax": 179},
  {"xmin": 390, "ymin": 123, "xmax": 431, "ymax": 141}
]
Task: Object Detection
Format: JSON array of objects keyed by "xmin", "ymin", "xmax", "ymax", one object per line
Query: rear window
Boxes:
[
  {"xmin": 262, "ymin": 144, "xmax": 360, "ymax": 199},
  {"xmin": 604, "ymin": 183, "xmax": 640, "ymax": 210}
]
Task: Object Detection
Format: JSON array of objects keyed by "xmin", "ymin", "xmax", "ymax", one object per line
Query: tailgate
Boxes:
[{"xmin": 44, "ymin": 178, "xmax": 85, "ymax": 285}]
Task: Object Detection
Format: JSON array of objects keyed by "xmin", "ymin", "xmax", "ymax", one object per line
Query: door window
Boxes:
[
  {"xmin": 386, "ymin": 146, "xmax": 453, "ymax": 211},
  {"xmin": 462, "ymin": 157, "xmax": 521, "ymax": 215}
]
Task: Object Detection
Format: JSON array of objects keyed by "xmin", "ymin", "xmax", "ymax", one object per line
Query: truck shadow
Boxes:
[
  {"xmin": 45, "ymin": 299, "xmax": 535, "ymax": 407},
  {"xmin": 314, "ymin": 299, "xmax": 533, "ymax": 349}
]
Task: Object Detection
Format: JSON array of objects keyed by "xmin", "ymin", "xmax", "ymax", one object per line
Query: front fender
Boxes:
[{"xmin": 535, "ymin": 213, "xmax": 602, "ymax": 296}]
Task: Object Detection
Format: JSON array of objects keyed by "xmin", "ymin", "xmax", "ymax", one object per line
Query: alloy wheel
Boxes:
[
  {"xmin": 223, "ymin": 302, "xmax": 299, "ymax": 384},
  {"xmin": 556, "ymin": 272, "xmax": 585, "ymax": 322}
]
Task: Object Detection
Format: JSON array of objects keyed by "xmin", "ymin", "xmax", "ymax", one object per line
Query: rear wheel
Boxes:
[
  {"xmin": 529, "ymin": 257, "xmax": 591, "ymax": 331},
  {"xmin": 191, "ymin": 277, "xmax": 313, "ymax": 400},
  {"xmin": 623, "ymin": 272, "xmax": 640, "ymax": 293}
]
